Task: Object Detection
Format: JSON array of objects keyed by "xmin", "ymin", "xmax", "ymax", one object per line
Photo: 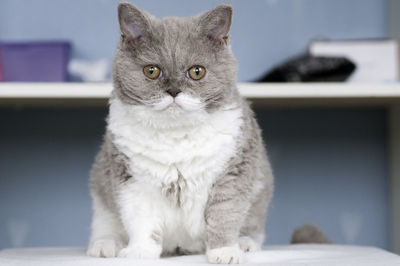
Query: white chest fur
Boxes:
[{"xmin": 108, "ymin": 98, "xmax": 243, "ymax": 252}]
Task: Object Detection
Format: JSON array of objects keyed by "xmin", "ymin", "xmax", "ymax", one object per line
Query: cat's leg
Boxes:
[
  {"xmin": 205, "ymin": 158, "xmax": 272, "ymax": 264},
  {"xmin": 87, "ymin": 194, "xmax": 126, "ymax": 258},
  {"xmin": 117, "ymin": 183, "xmax": 163, "ymax": 259},
  {"xmin": 239, "ymin": 185, "xmax": 272, "ymax": 252},
  {"xmin": 205, "ymin": 175, "xmax": 250, "ymax": 264}
]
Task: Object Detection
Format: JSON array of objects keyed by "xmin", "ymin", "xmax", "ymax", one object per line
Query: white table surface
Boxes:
[{"xmin": 1, "ymin": 244, "xmax": 399, "ymax": 266}]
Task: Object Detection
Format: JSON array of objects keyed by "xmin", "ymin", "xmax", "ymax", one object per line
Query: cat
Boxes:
[{"xmin": 87, "ymin": 2, "xmax": 274, "ymax": 264}]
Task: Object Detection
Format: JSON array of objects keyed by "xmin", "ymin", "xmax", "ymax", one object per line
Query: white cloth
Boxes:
[{"xmin": 0, "ymin": 245, "xmax": 399, "ymax": 266}]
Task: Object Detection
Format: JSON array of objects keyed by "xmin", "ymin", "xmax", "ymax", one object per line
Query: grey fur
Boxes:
[
  {"xmin": 89, "ymin": 2, "xmax": 274, "ymax": 260},
  {"xmin": 205, "ymin": 102, "xmax": 273, "ymax": 249}
]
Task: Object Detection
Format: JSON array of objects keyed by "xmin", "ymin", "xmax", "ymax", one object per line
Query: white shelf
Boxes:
[
  {"xmin": 1, "ymin": 82, "xmax": 400, "ymax": 107},
  {"xmin": 0, "ymin": 82, "xmax": 111, "ymax": 99}
]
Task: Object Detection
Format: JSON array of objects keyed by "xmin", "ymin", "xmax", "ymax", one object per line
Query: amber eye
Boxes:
[
  {"xmin": 143, "ymin": 65, "xmax": 161, "ymax": 79},
  {"xmin": 187, "ymin": 66, "xmax": 206, "ymax": 80}
]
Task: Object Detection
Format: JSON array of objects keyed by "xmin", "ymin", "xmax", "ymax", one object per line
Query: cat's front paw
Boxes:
[
  {"xmin": 118, "ymin": 243, "xmax": 162, "ymax": 259},
  {"xmin": 207, "ymin": 245, "xmax": 244, "ymax": 264},
  {"xmin": 87, "ymin": 238, "xmax": 122, "ymax": 258}
]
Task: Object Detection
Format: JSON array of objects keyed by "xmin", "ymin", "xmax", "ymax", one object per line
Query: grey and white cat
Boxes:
[{"xmin": 87, "ymin": 2, "xmax": 274, "ymax": 264}]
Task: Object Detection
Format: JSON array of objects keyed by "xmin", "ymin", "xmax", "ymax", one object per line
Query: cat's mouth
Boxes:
[
  {"xmin": 164, "ymin": 100, "xmax": 183, "ymax": 111},
  {"xmin": 168, "ymin": 101, "xmax": 181, "ymax": 108},
  {"xmin": 152, "ymin": 94, "xmax": 202, "ymax": 112},
  {"xmin": 152, "ymin": 96, "xmax": 181, "ymax": 111}
]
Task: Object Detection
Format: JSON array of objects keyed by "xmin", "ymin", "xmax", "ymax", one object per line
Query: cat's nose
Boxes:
[{"xmin": 166, "ymin": 88, "xmax": 182, "ymax": 97}]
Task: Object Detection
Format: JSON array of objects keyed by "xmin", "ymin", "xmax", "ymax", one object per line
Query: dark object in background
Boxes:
[
  {"xmin": 0, "ymin": 42, "xmax": 70, "ymax": 82},
  {"xmin": 0, "ymin": 51, "xmax": 3, "ymax": 81},
  {"xmin": 257, "ymin": 54, "xmax": 356, "ymax": 82},
  {"xmin": 291, "ymin": 223, "xmax": 332, "ymax": 244}
]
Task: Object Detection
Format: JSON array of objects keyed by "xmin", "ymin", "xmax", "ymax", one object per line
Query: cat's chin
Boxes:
[{"xmin": 161, "ymin": 103, "xmax": 185, "ymax": 114}]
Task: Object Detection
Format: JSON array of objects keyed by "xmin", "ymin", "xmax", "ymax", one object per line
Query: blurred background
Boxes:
[{"xmin": 0, "ymin": 0, "xmax": 399, "ymax": 253}]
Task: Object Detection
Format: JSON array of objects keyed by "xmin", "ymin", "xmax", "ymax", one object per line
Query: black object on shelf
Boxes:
[{"xmin": 257, "ymin": 54, "xmax": 356, "ymax": 82}]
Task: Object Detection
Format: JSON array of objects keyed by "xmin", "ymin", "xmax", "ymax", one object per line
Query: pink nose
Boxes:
[{"xmin": 166, "ymin": 88, "xmax": 182, "ymax": 97}]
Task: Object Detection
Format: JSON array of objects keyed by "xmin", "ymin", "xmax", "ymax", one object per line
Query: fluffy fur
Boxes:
[{"xmin": 87, "ymin": 2, "xmax": 274, "ymax": 264}]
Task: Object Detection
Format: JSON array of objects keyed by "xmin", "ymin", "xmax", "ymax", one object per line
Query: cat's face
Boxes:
[{"xmin": 113, "ymin": 3, "xmax": 239, "ymax": 115}]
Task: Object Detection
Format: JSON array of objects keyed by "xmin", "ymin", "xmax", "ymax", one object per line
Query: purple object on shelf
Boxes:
[{"xmin": 0, "ymin": 41, "xmax": 71, "ymax": 82}]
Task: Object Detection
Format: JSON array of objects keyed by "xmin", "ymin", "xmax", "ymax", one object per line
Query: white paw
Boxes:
[
  {"xmin": 118, "ymin": 243, "xmax": 162, "ymax": 259},
  {"xmin": 238, "ymin": 236, "xmax": 261, "ymax": 252},
  {"xmin": 87, "ymin": 238, "xmax": 122, "ymax": 258},
  {"xmin": 207, "ymin": 245, "xmax": 244, "ymax": 264}
]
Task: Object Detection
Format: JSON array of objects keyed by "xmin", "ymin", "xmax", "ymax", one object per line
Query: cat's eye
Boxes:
[
  {"xmin": 187, "ymin": 66, "xmax": 206, "ymax": 80},
  {"xmin": 143, "ymin": 65, "xmax": 161, "ymax": 79}
]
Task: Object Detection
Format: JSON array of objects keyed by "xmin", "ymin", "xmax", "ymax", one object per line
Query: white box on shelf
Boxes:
[{"xmin": 309, "ymin": 39, "xmax": 400, "ymax": 82}]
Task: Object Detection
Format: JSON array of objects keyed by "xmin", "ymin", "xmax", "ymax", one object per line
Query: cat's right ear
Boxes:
[{"xmin": 118, "ymin": 2, "xmax": 149, "ymax": 43}]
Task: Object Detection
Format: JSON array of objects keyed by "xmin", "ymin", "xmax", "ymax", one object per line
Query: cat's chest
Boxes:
[{"xmin": 108, "ymin": 103, "xmax": 243, "ymax": 193}]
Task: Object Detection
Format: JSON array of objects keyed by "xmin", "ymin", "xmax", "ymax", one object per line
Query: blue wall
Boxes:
[
  {"xmin": 0, "ymin": 108, "xmax": 389, "ymax": 250},
  {"xmin": 0, "ymin": 0, "xmax": 388, "ymax": 81}
]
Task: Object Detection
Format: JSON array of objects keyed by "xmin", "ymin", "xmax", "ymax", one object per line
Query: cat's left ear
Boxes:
[{"xmin": 198, "ymin": 4, "xmax": 233, "ymax": 46}]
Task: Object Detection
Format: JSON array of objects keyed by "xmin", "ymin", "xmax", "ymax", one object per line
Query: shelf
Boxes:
[
  {"xmin": 1, "ymin": 82, "xmax": 400, "ymax": 253},
  {"xmin": 1, "ymin": 82, "xmax": 400, "ymax": 107}
]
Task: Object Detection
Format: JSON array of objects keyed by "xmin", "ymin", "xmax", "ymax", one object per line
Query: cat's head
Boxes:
[{"xmin": 112, "ymin": 2, "xmax": 239, "ymax": 116}]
